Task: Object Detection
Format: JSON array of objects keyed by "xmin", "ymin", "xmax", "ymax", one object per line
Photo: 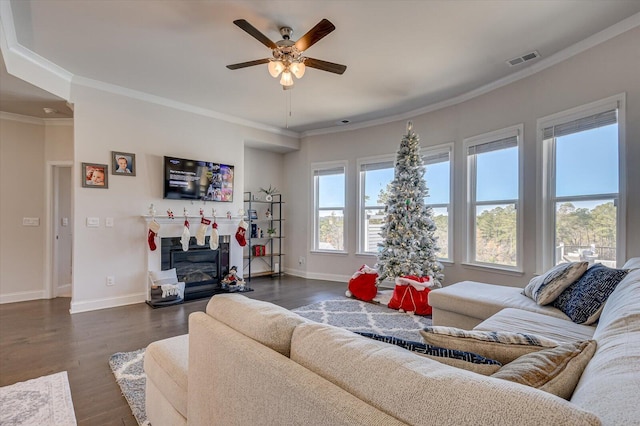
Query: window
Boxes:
[
  {"xmin": 538, "ymin": 95, "xmax": 624, "ymax": 271},
  {"xmin": 312, "ymin": 162, "xmax": 347, "ymax": 252},
  {"xmin": 465, "ymin": 125, "xmax": 522, "ymax": 270},
  {"xmin": 423, "ymin": 146, "xmax": 453, "ymax": 261},
  {"xmin": 358, "ymin": 156, "xmax": 394, "ymax": 254},
  {"xmin": 357, "ymin": 145, "xmax": 453, "ymax": 261}
]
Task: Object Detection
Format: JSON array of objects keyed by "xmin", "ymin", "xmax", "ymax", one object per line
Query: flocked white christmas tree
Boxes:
[{"xmin": 377, "ymin": 122, "xmax": 444, "ymax": 285}]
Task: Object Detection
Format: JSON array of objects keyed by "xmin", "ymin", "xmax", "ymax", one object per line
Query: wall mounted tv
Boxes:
[{"xmin": 163, "ymin": 156, "xmax": 234, "ymax": 202}]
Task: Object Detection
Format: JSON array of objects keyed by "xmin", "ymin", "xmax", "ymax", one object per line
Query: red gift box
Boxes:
[{"xmin": 252, "ymin": 245, "xmax": 266, "ymax": 256}]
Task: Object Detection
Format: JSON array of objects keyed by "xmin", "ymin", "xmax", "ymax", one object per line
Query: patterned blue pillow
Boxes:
[
  {"xmin": 553, "ymin": 264, "xmax": 629, "ymax": 325},
  {"xmin": 356, "ymin": 332, "xmax": 501, "ymax": 365}
]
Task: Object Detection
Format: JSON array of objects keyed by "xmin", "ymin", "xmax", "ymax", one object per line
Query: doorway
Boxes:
[{"xmin": 51, "ymin": 164, "xmax": 73, "ymax": 297}]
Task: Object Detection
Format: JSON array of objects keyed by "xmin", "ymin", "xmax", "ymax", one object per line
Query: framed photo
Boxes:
[
  {"xmin": 112, "ymin": 151, "xmax": 136, "ymax": 176},
  {"xmin": 82, "ymin": 163, "xmax": 108, "ymax": 188}
]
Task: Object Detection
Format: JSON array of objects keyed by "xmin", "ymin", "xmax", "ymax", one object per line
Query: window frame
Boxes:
[
  {"xmin": 356, "ymin": 144, "xmax": 454, "ymax": 262},
  {"xmin": 536, "ymin": 94, "xmax": 626, "ymax": 272},
  {"xmin": 356, "ymin": 154, "xmax": 394, "ymax": 256},
  {"xmin": 464, "ymin": 124, "xmax": 524, "ymax": 272},
  {"xmin": 311, "ymin": 160, "xmax": 348, "ymax": 254},
  {"xmin": 421, "ymin": 143, "xmax": 454, "ymax": 263}
]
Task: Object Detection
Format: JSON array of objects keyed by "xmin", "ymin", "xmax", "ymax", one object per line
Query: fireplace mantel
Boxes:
[{"xmin": 143, "ymin": 215, "xmax": 244, "ymax": 299}]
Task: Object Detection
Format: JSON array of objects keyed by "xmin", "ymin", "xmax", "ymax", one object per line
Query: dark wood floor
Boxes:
[{"xmin": 0, "ymin": 275, "xmax": 347, "ymax": 425}]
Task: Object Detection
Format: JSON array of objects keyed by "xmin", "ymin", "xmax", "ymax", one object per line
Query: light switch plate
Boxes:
[
  {"xmin": 22, "ymin": 217, "xmax": 40, "ymax": 226},
  {"xmin": 62, "ymin": 217, "xmax": 69, "ymax": 227},
  {"xmin": 105, "ymin": 217, "xmax": 114, "ymax": 227},
  {"xmin": 86, "ymin": 217, "xmax": 100, "ymax": 227}
]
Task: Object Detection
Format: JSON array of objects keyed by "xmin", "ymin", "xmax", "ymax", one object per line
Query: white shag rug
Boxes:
[{"xmin": 0, "ymin": 371, "xmax": 77, "ymax": 426}]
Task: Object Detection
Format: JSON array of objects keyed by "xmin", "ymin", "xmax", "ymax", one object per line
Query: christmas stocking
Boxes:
[
  {"xmin": 210, "ymin": 221, "xmax": 219, "ymax": 250},
  {"xmin": 181, "ymin": 219, "xmax": 190, "ymax": 251},
  {"xmin": 196, "ymin": 217, "xmax": 211, "ymax": 246},
  {"xmin": 235, "ymin": 219, "xmax": 248, "ymax": 247},
  {"xmin": 148, "ymin": 220, "xmax": 160, "ymax": 251}
]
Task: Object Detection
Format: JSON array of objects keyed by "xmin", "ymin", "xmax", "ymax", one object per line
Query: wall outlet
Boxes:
[
  {"xmin": 106, "ymin": 276, "xmax": 115, "ymax": 286},
  {"xmin": 298, "ymin": 256, "xmax": 306, "ymax": 265}
]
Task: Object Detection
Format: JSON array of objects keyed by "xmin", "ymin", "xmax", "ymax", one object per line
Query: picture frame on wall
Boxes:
[
  {"xmin": 82, "ymin": 163, "xmax": 109, "ymax": 188},
  {"xmin": 112, "ymin": 151, "xmax": 136, "ymax": 176}
]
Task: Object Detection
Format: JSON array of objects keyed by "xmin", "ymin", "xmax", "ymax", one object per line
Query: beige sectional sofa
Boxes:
[{"xmin": 145, "ymin": 266, "xmax": 639, "ymax": 426}]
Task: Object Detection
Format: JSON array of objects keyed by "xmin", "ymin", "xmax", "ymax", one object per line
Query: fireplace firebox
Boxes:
[{"xmin": 160, "ymin": 235, "xmax": 230, "ymax": 301}]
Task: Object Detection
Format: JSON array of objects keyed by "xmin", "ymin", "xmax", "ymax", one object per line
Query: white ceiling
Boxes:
[{"xmin": 1, "ymin": 1, "xmax": 639, "ymax": 133}]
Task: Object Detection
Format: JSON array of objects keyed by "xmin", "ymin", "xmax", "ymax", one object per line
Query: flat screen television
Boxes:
[{"xmin": 163, "ymin": 156, "xmax": 234, "ymax": 202}]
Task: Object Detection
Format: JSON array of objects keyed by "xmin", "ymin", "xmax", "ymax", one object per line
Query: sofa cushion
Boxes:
[
  {"xmin": 522, "ymin": 262, "xmax": 588, "ymax": 305},
  {"xmin": 420, "ymin": 327, "xmax": 558, "ymax": 364},
  {"xmin": 356, "ymin": 332, "xmax": 502, "ymax": 375},
  {"xmin": 429, "ymin": 281, "xmax": 571, "ymax": 325},
  {"xmin": 474, "ymin": 308, "xmax": 595, "ymax": 343},
  {"xmin": 205, "ymin": 294, "xmax": 307, "ymax": 357},
  {"xmin": 553, "ymin": 264, "xmax": 629, "ymax": 325},
  {"xmin": 570, "ymin": 269, "xmax": 640, "ymax": 425},
  {"xmin": 144, "ymin": 334, "xmax": 189, "ymax": 419},
  {"xmin": 291, "ymin": 322, "xmax": 601, "ymax": 425},
  {"xmin": 492, "ymin": 340, "xmax": 596, "ymax": 400}
]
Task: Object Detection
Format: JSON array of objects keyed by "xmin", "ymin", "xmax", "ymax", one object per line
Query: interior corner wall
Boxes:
[
  {"xmin": 69, "ymin": 85, "xmax": 297, "ymax": 312},
  {"xmin": 244, "ymin": 147, "xmax": 285, "ymax": 274},
  {"xmin": 0, "ymin": 118, "xmax": 46, "ymax": 302},
  {"xmin": 285, "ymin": 26, "xmax": 640, "ymax": 287}
]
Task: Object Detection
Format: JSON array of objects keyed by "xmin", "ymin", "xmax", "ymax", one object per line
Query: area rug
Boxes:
[
  {"xmin": 0, "ymin": 371, "xmax": 77, "ymax": 426},
  {"xmin": 292, "ymin": 298, "xmax": 432, "ymax": 342},
  {"xmin": 109, "ymin": 349, "xmax": 149, "ymax": 426},
  {"xmin": 110, "ymin": 297, "xmax": 431, "ymax": 425}
]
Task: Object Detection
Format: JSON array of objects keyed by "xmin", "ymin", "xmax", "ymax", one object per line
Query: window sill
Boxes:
[
  {"xmin": 355, "ymin": 252, "xmax": 377, "ymax": 257},
  {"xmin": 461, "ymin": 262, "xmax": 524, "ymax": 276},
  {"xmin": 310, "ymin": 250, "xmax": 349, "ymax": 256}
]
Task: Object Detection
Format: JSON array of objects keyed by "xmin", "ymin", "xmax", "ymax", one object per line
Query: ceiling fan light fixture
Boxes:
[
  {"xmin": 280, "ymin": 70, "xmax": 294, "ymax": 87},
  {"xmin": 290, "ymin": 62, "xmax": 306, "ymax": 79},
  {"xmin": 268, "ymin": 60, "xmax": 285, "ymax": 78}
]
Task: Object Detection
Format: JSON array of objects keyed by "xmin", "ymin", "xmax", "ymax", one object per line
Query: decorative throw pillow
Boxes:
[
  {"xmin": 420, "ymin": 327, "xmax": 558, "ymax": 364},
  {"xmin": 622, "ymin": 257, "xmax": 640, "ymax": 270},
  {"xmin": 492, "ymin": 340, "xmax": 597, "ymax": 400},
  {"xmin": 522, "ymin": 262, "xmax": 588, "ymax": 305},
  {"xmin": 149, "ymin": 268, "xmax": 178, "ymax": 287},
  {"xmin": 356, "ymin": 332, "xmax": 502, "ymax": 375},
  {"xmin": 553, "ymin": 264, "xmax": 629, "ymax": 325}
]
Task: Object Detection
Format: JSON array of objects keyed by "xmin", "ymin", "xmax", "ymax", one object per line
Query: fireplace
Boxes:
[{"xmin": 161, "ymin": 235, "xmax": 230, "ymax": 301}]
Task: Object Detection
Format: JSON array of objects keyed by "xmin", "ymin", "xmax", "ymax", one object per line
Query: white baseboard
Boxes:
[
  {"xmin": 70, "ymin": 292, "xmax": 146, "ymax": 314},
  {"xmin": 285, "ymin": 268, "xmax": 350, "ymax": 283},
  {"xmin": 56, "ymin": 284, "xmax": 72, "ymax": 297},
  {"xmin": 0, "ymin": 290, "xmax": 46, "ymax": 304}
]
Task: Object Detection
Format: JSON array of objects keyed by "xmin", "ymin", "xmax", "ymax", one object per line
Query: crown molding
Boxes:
[
  {"xmin": 0, "ymin": 111, "xmax": 44, "ymax": 124},
  {"xmin": 71, "ymin": 75, "xmax": 299, "ymax": 138},
  {"xmin": 0, "ymin": 111, "xmax": 74, "ymax": 125},
  {"xmin": 301, "ymin": 12, "xmax": 640, "ymax": 138}
]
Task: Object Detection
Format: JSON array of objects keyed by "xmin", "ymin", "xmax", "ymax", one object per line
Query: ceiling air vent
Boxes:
[{"xmin": 507, "ymin": 51, "xmax": 540, "ymax": 67}]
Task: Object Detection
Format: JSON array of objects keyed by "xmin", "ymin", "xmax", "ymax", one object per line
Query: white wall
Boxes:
[
  {"xmin": 285, "ymin": 27, "xmax": 640, "ymax": 287},
  {"xmin": 0, "ymin": 116, "xmax": 74, "ymax": 302},
  {"xmin": 244, "ymin": 147, "xmax": 285, "ymax": 274},
  {"xmin": 68, "ymin": 85, "xmax": 297, "ymax": 312}
]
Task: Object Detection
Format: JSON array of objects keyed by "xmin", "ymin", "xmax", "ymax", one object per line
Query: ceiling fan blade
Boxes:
[
  {"xmin": 226, "ymin": 59, "xmax": 270, "ymax": 70},
  {"xmin": 294, "ymin": 19, "xmax": 335, "ymax": 52},
  {"xmin": 304, "ymin": 57, "xmax": 347, "ymax": 75},
  {"xmin": 233, "ymin": 19, "xmax": 277, "ymax": 49}
]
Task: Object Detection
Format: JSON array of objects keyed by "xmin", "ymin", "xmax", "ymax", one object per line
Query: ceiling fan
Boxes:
[{"xmin": 226, "ymin": 18, "xmax": 347, "ymax": 89}]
